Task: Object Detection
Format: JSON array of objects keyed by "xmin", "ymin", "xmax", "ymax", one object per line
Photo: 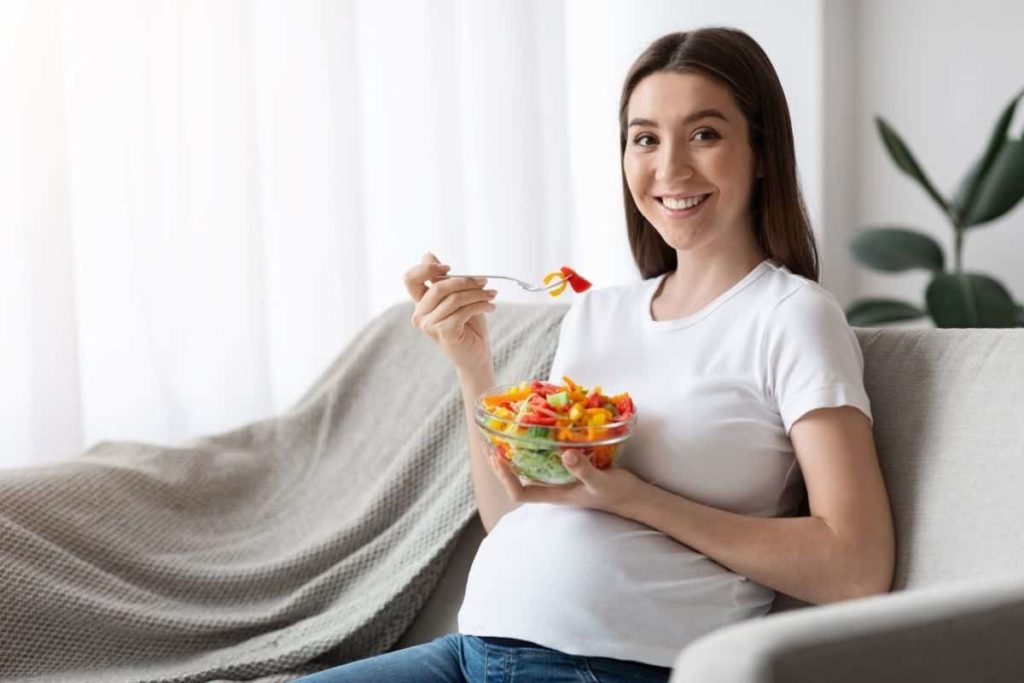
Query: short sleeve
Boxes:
[{"xmin": 763, "ymin": 284, "xmax": 873, "ymax": 435}]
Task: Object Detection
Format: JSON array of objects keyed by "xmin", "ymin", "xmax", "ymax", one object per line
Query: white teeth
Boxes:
[{"xmin": 661, "ymin": 194, "xmax": 708, "ymax": 210}]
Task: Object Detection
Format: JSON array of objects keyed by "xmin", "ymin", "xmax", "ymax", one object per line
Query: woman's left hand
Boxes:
[{"xmin": 489, "ymin": 449, "xmax": 650, "ymax": 516}]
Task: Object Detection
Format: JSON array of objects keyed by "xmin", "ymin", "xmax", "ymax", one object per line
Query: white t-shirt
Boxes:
[{"xmin": 457, "ymin": 257, "xmax": 873, "ymax": 667}]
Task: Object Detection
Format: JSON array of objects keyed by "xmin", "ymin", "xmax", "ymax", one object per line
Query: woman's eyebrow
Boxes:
[{"xmin": 627, "ymin": 108, "xmax": 728, "ymax": 128}]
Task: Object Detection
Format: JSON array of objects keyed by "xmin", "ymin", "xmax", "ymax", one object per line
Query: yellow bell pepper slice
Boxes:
[{"xmin": 543, "ymin": 270, "xmax": 568, "ymax": 297}]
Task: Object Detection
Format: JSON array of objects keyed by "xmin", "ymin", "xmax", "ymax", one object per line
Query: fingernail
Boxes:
[
  {"xmin": 484, "ymin": 289, "xmax": 497, "ymax": 297},
  {"xmin": 474, "ymin": 277, "xmax": 487, "ymax": 284}
]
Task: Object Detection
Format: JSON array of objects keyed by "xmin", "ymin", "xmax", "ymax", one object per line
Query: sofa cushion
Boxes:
[{"xmin": 851, "ymin": 327, "xmax": 1024, "ymax": 590}]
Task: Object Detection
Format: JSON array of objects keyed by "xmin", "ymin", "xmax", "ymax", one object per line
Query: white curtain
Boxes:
[
  {"xmin": 1, "ymin": 0, "xmax": 826, "ymax": 468},
  {"xmin": 0, "ymin": 0, "xmax": 641, "ymax": 468}
]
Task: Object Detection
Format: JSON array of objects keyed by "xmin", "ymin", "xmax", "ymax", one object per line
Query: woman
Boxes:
[{"xmin": 299, "ymin": 26, "xmax": 895, "ymax": 683}]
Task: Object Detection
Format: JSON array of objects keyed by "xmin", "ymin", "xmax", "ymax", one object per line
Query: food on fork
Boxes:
[{"xmin": 542, "ymin": 266, "xmax": 592, "ymax": 298}]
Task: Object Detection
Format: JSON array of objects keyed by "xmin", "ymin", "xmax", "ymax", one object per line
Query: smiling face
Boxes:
[{"xmin": 623, "ymin": 71, "xmax": 760, "ymax": 255}]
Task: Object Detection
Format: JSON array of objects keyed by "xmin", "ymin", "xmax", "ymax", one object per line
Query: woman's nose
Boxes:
[{"xmin": 655, "ymin": 140, "xmax": 695, "ymax": 180}]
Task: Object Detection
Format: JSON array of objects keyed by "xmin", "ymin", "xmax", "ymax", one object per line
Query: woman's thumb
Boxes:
[{"xmin": 423, "ymin": 251, "xmax": 441, "ymax": 264}]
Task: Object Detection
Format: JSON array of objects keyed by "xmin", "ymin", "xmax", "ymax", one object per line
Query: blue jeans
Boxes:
[{"xmin": 294, "ymin": 633, "xmax": 673, "ymax": 682}]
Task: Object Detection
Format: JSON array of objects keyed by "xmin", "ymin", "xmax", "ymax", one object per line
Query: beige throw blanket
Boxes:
[{"xmin": 0, "ymin": 302, "xmax": 567, "ymax": 682}]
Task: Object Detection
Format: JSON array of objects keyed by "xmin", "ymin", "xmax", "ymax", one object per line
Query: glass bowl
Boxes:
[{"xmin": 474, "ymin": 382, "xmax": 638, "ymax": 486}]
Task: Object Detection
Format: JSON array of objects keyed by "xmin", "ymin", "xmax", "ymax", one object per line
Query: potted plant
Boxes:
[{"xmin": 846, "ymin": 88, "xmax": 1024, "ymax": 328}]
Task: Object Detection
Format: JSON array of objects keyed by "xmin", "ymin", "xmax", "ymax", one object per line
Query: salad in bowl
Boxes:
[{"xmin": 474, "ymin": 376, "xmax": 637, "ymax": 485}]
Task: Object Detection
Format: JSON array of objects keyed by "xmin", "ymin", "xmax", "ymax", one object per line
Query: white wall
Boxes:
[{"xmin": 854, "ymin": 0, "xmax": 1024, "ymax": 318}]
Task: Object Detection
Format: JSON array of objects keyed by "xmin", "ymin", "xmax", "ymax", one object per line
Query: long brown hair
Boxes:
[{"xmin": 619, "ymin": 27, "xmax": 819, "ymax": 282}]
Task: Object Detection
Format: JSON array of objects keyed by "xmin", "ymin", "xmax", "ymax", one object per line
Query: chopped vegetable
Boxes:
[
  {"xmin": 541, "ymin": 265, "xmax": 591, "ymax": 297},
  {"xmin": 559, "ymin": 266, "xmax": 592, "ymax": 293},
  {"xmin": 543, "ymin": 270, "xmax": 568, "ymax": 297}
]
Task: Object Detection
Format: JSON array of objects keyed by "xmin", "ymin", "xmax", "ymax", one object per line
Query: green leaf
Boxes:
[
  {"xmin": 876, "ymin": 116, "xmax": 949, "ymax": 214},
  {"xmin": 846, "ymin": 299, "xmax": 928, "ymax": 326},
  {"xmin": 952, "ymin": 89, "xmax": 1024, "ymax": 228},
  {"xmin": 925, "ymin": 273, "xmax": 1018, "ymax": 328},
  {"xmin": 954, "ymin": 139, "xmax": 1024, "ymax": 228},
  {"xmin": 850, "ymin": 227, "xmax": 945, "ymax": 273}
]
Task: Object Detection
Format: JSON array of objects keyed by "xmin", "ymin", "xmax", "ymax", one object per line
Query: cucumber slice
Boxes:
[
  {"xmin": 547, "ymin": 391, "xmax": 569, "ymax": 408},
  {"xmin": 525, "ymin": 425, "xmax": 551, "ymax": 439}
]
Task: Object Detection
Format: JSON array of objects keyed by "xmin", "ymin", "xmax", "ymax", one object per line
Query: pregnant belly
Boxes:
[{"xmin": 461, "ymin": 503, "xmax": 771, "ymax": 624}]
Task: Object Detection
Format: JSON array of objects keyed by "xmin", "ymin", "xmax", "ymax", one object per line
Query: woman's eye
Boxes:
[
  {"xmin": 633, "ymin": 133, "xmax": 656, "ymax": 147},
  {"xmin": 693, "ymin": 128, "xmax": 720, "ymax": 141}
]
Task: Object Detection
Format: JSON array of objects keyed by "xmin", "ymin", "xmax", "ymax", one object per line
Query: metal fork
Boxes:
[{"xmin": 439, "ymin": 273, "xmax": 568, "ymax": 293}]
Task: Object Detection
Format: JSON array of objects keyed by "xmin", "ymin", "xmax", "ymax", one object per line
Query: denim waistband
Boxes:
[
  {"xmin": 472, "ymin": 635, "xmax": 672, "ymax": 673},
  {"xmin": 476, "ymin": 635, "xmax": 552, "ymax": 650}
]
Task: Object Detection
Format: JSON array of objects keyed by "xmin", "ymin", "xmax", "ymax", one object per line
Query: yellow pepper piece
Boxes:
[
  {"xmin": 543, "ymin": 270, "xmax": 568, "ymax": 297},
  {"xmin": 568, "ymin": 402, "xmax": 584, "ymax": 423}
]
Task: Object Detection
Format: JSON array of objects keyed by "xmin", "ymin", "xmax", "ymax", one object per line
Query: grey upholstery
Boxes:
[{"xmin": 393, "ymin": 322, "xmax": 1024, "ymax": 681}]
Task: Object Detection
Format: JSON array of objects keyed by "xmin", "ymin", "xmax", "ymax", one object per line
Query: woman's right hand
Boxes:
[{"xmin": 403, "ymin": 252, "xmax": 497, "ymax": 374}]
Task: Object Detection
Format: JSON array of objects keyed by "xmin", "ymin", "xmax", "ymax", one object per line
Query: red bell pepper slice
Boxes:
[
  {"xmin": 530, "ymin": 379, "xmax": 561, "ymax": 396},
  {"xmin": 614, "ymin": 395, "xmax": 635, "ymax": 420},
  {"xmin": 560, "ymin": 266, "xmax": 592, "ymax": 293}
]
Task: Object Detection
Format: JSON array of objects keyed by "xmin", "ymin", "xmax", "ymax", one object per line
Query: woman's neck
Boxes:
[{"xmin": 652, "ymin": 243, "xmax": 769, "ymax": 321}]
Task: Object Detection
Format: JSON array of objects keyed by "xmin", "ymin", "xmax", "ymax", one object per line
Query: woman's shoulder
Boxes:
[
  {"xmin": 584, "ymin": 276, "xmax": 656, "ymax": 303},
  {"xmin": 762, "ymin": 260, "xmax": 844, "ymax": 316},
  {"xmin": 555, "ymin": 275, "xmax": 654, "ymax": 330},
  {"xmin": 757, "ymin": 263, "xmax": 852, "ymax": 341}
]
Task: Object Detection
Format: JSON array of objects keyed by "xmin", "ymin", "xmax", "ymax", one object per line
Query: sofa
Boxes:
[{"xmin": 390, "ymin": 321, "xmax": 1024, "ymax": 682}]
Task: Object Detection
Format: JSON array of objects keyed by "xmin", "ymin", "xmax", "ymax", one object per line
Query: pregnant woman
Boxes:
[{"xmin": 298, "ymin": 26, "xmax": 894, "ymax": 683}]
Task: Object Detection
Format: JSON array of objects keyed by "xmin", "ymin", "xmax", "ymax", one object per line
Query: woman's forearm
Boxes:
[
  {"xmin": 456, "ymin": 363, "xmax": 521, "ymax": 533},
  {"xmin": 614, "ymin": 484, "xmax": 889, "ymax": 605}
]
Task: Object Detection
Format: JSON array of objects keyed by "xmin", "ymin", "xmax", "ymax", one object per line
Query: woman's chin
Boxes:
[{"xmin": 653, "ymin": 224, "xmax": 710, "ymax": 251}]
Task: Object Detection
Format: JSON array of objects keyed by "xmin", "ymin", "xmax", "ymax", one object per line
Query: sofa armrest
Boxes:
[{"xmin": 670, "ymin": 572, "xmax": 1024, "ymax": 683}]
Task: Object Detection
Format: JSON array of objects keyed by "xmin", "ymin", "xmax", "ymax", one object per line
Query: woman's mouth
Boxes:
[{"xmin": 656, "ymin": 193, "xmax": 711, "ymax": 218}]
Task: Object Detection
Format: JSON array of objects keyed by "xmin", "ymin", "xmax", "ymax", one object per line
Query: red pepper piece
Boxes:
[
  {"xmin": 560, "ymin": 266, "xmax": 592, "ymax": 293},
  {"xmin": 530, "ymin": 379, "xmax": 560, "ymax": 396},
  {"xmin": 520, "ymin": 413, "xmax": 556, "ymax": 426},
  {"xmin": 585, "ymin": 394, "xmax": 604, "ymax": 409},
  {"xmin": 614, "ymin": 396, "xmax": 635, "ymax": 420}
]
